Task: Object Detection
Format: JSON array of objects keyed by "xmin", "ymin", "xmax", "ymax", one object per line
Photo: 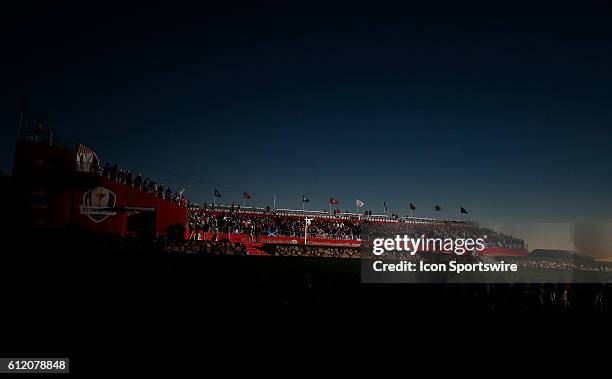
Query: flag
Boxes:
[
  {"xmin": 435, "ymin": 205, "xmax": 442, "ymax": 211},
  {"xmin": 384, "ymin": 201, "xmax": 388, "ymax": 213},
  {"xmin": 214, "ymin": 189, "xmax": 222, "ymax": 197},
  {"xmin": 356, "ymin": 199, "xmax": 364, "ymax": 208},
  {"xmin": 460, "ymin": 206, "xmax": 468, "ymax": 214},
  {"xmin": 302, "ymin": 195, "xmax": 309, "ymax": 203},
  {"xmin": 243, "ymin": 192, "xmax": 251, "ymax": 200},
  {"xmin": 329, "ymin": 197, "xmax": 339, "ymax": 205},
  {"xmin": 410, "ymin": 203, "xmax": 416, "ymax": 211}
]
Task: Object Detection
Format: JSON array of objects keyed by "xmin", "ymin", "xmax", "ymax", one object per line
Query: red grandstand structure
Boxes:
[{"xmin": 12, "ymin": 131, "xmax": 187, "ymax": 238}]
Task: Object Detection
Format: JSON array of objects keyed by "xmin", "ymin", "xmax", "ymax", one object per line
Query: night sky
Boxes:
[{"xmin": 2, "ymin": 1, "xmax": 611, "ymax": 224}]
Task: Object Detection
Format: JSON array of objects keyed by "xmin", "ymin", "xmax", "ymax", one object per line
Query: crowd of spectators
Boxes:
[
  {"xmin": 514, "ymin": 257, "xmax": 612, "ymax": 272},
  {"xmin": 273, "ymin": 245, "xmax": 360, "ymax": 258},
  {"xmin": 95, "ymin": 162, "xmax": 187, "ymax": 206},
  {"xmin": 186, "ymin": 208, "xmax": 524, "ymax": 249},
  {"xmin": 162, "ymin": 239, "xmax": 359, "ymax": 259},
  {"xmin": 163, "ymin": 239, "xmax": 246, "ymax": 256},
  {"xmin": 187, "ymin": 208, "xmax": 362, "ymax": 240}
]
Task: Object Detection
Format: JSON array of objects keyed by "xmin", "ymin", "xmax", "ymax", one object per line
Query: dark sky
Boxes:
[{"xmin": 2, "ymin": 1, "xmax": 611, "ymax": 223}]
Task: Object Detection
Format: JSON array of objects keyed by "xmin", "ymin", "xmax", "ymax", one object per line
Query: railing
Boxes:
[
  {"xmin": 189, "ymin": 204, "xmax": 481, "ymax": 226},
  {"xmin": 188, "ymin": 226, "xmax": 361, "ymax": 241}
]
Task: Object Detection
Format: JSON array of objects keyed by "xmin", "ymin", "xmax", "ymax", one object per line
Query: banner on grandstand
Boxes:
[{"xmin": 80, "ymin": 186, "xmax": 117, "ymax": 223}]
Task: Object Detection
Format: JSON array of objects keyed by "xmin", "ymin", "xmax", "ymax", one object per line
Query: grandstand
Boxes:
[
  {"xmin": 185, "ymin": 204, "xmax": 529, "ymax": 257},
  {"xmin": 11, "ymin": 128, "xmax": 528, "ymax": 257},
  {"xmin": 12, "ymin": 130, "xmax": 187, "ymax": 238}
]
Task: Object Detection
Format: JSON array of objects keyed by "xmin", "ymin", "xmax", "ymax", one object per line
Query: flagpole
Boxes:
[
  {"xmin": 273, "ymin": 194, "xmax": 276, "ymax": 211},
  {"xmin": 304, "ymin": 217, "xmax": 311, "ymax": 246},
  {"xmin": 17, "ymin": 99, "xmax": 25, "ymax": 141}
]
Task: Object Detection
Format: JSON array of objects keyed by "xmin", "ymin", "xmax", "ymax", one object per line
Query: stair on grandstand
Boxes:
[{"xmin": 243, "ymin": 242, "xmax": 270, "ymax": 256}]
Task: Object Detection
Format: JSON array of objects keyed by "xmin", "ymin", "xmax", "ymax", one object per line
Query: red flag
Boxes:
[
  {"xmin": 329, "ymin": 197, "xmax": 339, "ymax": 205},
  {"xmin": 243, "ymin": 192, "xmax": 252, "ymax": 200}
]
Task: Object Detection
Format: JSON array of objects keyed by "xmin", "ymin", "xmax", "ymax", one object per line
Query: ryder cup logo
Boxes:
[{"xmin": 80, "ymin": 186, "xmax": 117, "ymax": 223}]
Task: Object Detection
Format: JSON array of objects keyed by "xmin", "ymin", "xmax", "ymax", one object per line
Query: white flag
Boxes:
[{"xmin": 356, "ymin": 199, "xmax": 364, "ymax": 208}]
